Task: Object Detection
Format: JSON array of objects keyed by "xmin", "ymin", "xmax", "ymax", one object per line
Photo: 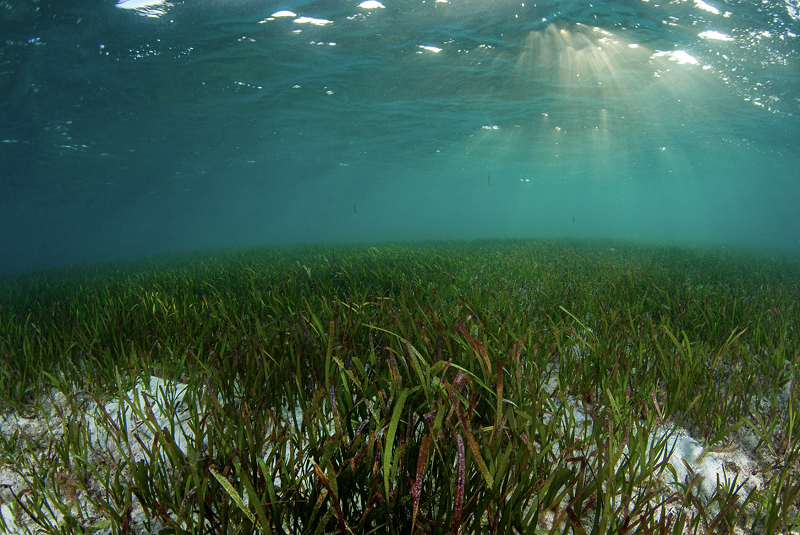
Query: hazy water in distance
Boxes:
[{"xmin": 1, "ymin": 0, "xmax": 799, "ymax": 275}]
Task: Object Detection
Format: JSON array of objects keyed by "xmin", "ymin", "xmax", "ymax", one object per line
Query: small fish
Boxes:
[
  {"xmin": 488, "ymin": 172, "xmax": 491, "ymax": 186},
  {"xmin": 572, "ymin": 214, "xmax": 575, "ymax": 223},
  {"xmin": 354, "ymin": 203, "xmax": 357, "ymax": 213}
]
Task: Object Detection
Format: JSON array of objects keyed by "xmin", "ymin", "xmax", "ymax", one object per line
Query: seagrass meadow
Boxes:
[{"xmin": 0, "ymin": 239, "xmax": 798, "ymax": 535}]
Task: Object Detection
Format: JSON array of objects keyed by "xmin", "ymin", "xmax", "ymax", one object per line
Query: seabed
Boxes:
[{"xmin": 0, "ymin": 240, "xmax": 798, "ymax": 534}]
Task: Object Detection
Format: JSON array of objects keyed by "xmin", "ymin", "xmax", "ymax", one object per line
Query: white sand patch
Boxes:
[
  {"xmin": 0, "ymin": 376, "xmax": 195, "ymax": 534},
  {"xmin": 89, "ymin": 375, "xmax": 197, "ymax": 462}
]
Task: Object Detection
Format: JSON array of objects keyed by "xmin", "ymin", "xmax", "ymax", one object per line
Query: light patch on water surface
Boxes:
[
  {"xmin": 115, "ymin": 0, "xmax": 169, "ymax": 17},
  {"xmin": 116, "ymin": 0, "xmax": 165, "ymax": 9},
  {"xmin": 652, "ymin": 49, "xmax": 700, "ymax": 65},
  {"xmin": 294, "ymin": 16, "xmax": 333, "ymax": 26},
  {"xmin": 694, "ymin": 0, "xmax": 720, "ymax": 14},
  {"xmin": 699, "ymin": 30, "xmax": 734, "ymax": 41},
  {"xmin": 788, "ymin": 0, "xmax": 800, "ymax": 20}
]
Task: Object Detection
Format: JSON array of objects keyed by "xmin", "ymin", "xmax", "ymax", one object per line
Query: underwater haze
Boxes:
[{"xmin": 1, "ymin": 0, "xmax": 799, "ymax": 275}]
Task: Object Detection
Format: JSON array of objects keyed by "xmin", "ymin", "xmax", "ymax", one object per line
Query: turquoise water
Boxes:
[{"xmin": 1, "ymin": 0, "xmax": 798, "ymax": 275}]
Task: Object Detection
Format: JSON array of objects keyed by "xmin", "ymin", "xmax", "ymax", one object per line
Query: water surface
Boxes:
[{"xmin": 1, "ymin": 0, "xmax": 798, "ymax": 274}]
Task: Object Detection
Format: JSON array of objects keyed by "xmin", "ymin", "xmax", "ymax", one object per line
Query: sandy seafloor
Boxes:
[{"xmin": 0, "ymin": 367, "xmax": 795, "ymax": 534}]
